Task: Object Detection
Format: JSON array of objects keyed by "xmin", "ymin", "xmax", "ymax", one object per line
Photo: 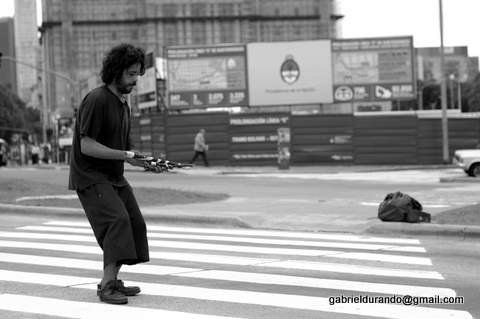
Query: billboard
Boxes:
[
  {"xmin": 166, "ymin": 44, "xmax": 248, "ymax": 109},
  {"xmin": 416, "ymin": 47, "xmax": 471, "ymax": 83},
  {"xmin": 247, "ymin": 40, "xmax": 333, "ymax": 106},
  {"xmin": 332, "ymin": 37, "xmax": 416, "ymax": 102}
]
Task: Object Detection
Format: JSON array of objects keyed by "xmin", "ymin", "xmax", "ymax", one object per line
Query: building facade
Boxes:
[
  {"xmin": 40, "ymin": 0, "xmax": 341, "ymax": 115},
  {"xmin": 14, "ymin": 0, "xmax": 39, "ymax": 104},
  {"xmin": 0, "ymin": 17, "xmax": 17, "ymax": 93}
]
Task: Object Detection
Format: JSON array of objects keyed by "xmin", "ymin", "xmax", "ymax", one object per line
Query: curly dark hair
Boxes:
[{"xmin": 100, "ymin": 43, "xmax": 146, "ymax": 84}]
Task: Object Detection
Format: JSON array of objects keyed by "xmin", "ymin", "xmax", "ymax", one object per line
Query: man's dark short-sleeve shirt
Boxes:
[{"xmin": 68, "ymin": 85, "xmax": 132, "ymax": 190}]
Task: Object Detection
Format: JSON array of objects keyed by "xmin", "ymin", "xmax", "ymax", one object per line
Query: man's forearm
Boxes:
[{"xmin": 80, "ymin": 137, "xmax": 129, "ymax": 160}]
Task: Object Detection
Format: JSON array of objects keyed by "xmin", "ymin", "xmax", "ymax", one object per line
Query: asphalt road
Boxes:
[
  {"xmin": 0, "ymin": 213, "xmax": 476, "ymax": 319},
  {"xmin": 0, "ymin": 165, "xmax": 479, "ymax": 318},
  {"xmin": 1, "ymin": 165, "xmax": 479, "ymax": 231}
]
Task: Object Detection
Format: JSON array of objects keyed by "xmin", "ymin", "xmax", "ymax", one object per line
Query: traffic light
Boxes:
[{"xmin": 0, "ymin": 52, "xmax": 3, "ymax": 67}]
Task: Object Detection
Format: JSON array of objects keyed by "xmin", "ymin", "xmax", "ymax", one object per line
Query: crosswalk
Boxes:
[{"xmin": 0, "ymin": 220, "xmax": 473, "ymax": 319}]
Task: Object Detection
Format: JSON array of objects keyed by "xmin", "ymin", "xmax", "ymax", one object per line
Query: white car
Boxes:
[{"xmin": 453, "ymin": 149, "xmax": 480, "ymax": 177}]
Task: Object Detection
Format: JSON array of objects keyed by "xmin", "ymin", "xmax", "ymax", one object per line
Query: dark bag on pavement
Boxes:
[{"xmin": 378, "ymin": 191, "xmax": 431, "ymax": 223}]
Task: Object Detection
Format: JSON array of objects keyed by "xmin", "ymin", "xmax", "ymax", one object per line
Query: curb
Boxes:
[
  {"xmin": 439, "ymin": 176, "xmax": 480, "ymax": 183},
  {"xmin": 3, "ymin": 202, "xmax": 480, "ymax": 237},
  {"xmin": 0, "ymin": 203, "xmax": 83, "ymax": 216},
  {"xmin": 365, "ymin": 221, "xmax": 480, "ymax": 239},
  {"xmin": 0, "ymin": 203, "xmax": 251, "ymax": 228},
  {"xmin": 143, "ymin": 214, "xmax": 251, "ymax": 228}
]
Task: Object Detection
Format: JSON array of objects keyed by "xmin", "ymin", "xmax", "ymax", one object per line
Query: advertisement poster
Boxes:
[
  {"xmin": 136, "ymin": 67, "xmax": 157, "ymax": 109},
  {"xmin": 416, "ymin": 47, "xmax": 470, "ymax": 84},
  {"xmin": 332, "ymin": 37, "xmax": 416, "ymax": 102},
  {"xmin": 166, "ymin": 45, "xmax": 248, "ymax": 109},
  {"xmin": 247, "ymin": 40, "xmax": 333, "ymax": 106}
]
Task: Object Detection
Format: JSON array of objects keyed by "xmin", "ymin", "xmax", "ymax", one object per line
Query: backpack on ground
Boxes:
[{"xmin": 378, "ymin": 191, "xmax": 431, "ymax": 223}]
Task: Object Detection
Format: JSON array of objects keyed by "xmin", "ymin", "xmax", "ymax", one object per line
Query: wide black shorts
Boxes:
[{"xmin": 77, "ymin": 183, "xmax": 149, "ymax": 267}]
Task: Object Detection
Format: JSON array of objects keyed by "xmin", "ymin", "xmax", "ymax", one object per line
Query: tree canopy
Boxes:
[{"xmin": 0, "ymin": 85, "xmax": 41, "ymax": 142}]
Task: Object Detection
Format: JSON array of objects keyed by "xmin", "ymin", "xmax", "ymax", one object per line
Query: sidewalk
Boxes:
[{"xmin": 2, "ymin": 163, "xmax": 480, "ymax": 238}]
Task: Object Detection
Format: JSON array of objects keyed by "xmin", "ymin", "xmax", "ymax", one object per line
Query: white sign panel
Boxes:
[
  {"xmin": 247, "ymin": 40, "xmax": 333, "ymax": 106},
  {"xmin": 136, "ymin": 67, "xmax": 157, "ymax": 109}
]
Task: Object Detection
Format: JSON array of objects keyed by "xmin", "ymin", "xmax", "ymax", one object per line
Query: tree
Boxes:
[
  {"xmin": 464, "ymin": 73, "xmax": 480, "ymax": 112},
  {"xmin": 421, "ymin": 82, "xmax": 441, "ymax": 110},
  {"xmin": 0, "ymin": 84, "xmax": 41, "ymax": 141}
]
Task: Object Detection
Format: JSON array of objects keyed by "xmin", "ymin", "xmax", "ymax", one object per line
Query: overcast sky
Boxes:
[
  {"xmin": 0, "ymin": 0, "xmax": 478, "ymax": 58},
  {"xmin": 339, "ymin": 0, "xmax": 480, "ymax": 58}
]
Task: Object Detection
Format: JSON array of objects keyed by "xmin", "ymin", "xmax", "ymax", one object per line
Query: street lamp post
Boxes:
[{"xmin": 439, "ymin": 0, "xmax": 449, "ymax": 164}]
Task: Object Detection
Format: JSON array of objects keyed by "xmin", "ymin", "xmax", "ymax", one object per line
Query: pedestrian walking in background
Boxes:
[
  {"xmin": 68, "ymin": 43, "xmax": 150, "ymax": 305},
  {"xmin": 0, "ymin": 139, "xmax": 8, "ymax": 166},
  {"xmin": 190, "ymin": 128, "xmax": 209, "ymax": 166},
  {"xmin": 30, "ymin": 143, "xmax": 40, "ymax": 165}
]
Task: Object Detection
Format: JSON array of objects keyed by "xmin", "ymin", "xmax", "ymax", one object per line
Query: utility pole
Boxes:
[
  {"xmin": 457, "ymin": 80, "xmax": 462, "ymax": 110},
  {"xmin": 449, "ymin": 74, "xmax": 455, "ymax": 109},
  {"xmin": 439, "ymin": 0, "xmax": 449, "ymax": 164},
  {"xmin": 439, "ymin": 0, "xmax": 449, "ymax": 163}
]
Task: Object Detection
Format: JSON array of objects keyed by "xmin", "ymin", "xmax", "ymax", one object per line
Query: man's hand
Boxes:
[
  {"xmin": 124, "ymin": 151, "xmax": 152, "ymax": 167},
  {"xmin": 125, "ymin": 157, "xmax": 147, "ymax": 167}
]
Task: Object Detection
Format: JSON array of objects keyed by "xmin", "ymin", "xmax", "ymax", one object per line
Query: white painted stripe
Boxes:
[
  {"xmin": 19, "ymin": 225, "xmax": 426, "ymax": 253},
  {"xmin": 148, "ymin": 240, "xmax": 432, "ymax": 265},
  {"xmin": 0, "ymin": 294, "xmax": 241, "ymax": 319},
  {"xmin": 178, "ymin": 270, "xmax": 455, "ymax": 297},
  {"xmin": 149, "ymin": 233, "xmax": 425, "ymax": 253},
  {"xmin": 264, "ymin": 260, "xmax": 444, "ymax": 280},
  {"xmin": 0, "ymin": 252, "xmax": 200, "ymax": 275},
  {"xmin": 19, "ymin": 225, "xmax": 94, "ymax": 234},
  {"xmin": 150, "ymin": 251, "xmax": 278, "ymax": 266},
  {"xmin": 19, "ymin": 225, "xmax": 95, "ymax": 234},
  {"xmin": 0, "ymin": 240, "xmax": 442, "ymax": 279},
  {"xmin": 15, "ymin": 194, "xmax": 77, "ymax": 202},
  {"xmin": 0, "ymin": 252, "xmax": 452, "ymax": 298},
  {"xmin": 0, "ymin": 269, "xmax": 96, "ymax": 286},
  {"xmin": 0, "ymin": 271, "xmax": 471, "ymax": 319},
  {"xmin": 0, "ymin": 240, "xmax": 278, "ymax": 266},
  {"xmin": 0, "ymin": 231, "xmax": 95, "ymax": 243},
  {"xmin": 43, "ymin": 220, "xmax": 421, "ymax": 244},
  {"xmin": 0, "ymin": 240, "xmax": 101, "ymax": 254},
  {"xmin": 0, "ymin": 231, "xmax": 431, "ymax": 265}
]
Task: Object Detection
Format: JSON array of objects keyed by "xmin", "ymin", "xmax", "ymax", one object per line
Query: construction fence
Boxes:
[{"xmin": 131, "ymin": 112, "xmax": 480, "ymax": 166}]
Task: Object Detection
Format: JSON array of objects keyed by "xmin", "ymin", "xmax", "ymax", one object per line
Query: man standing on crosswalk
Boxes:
[{"xmin": 68, "ymin": 43, "xmax": 150, "ymax": 305}]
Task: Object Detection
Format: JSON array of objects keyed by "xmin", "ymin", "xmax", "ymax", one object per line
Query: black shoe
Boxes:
[
  {"xmin": 115, "ymin": 279, "xmax": 141, "ymax": 296},
  {"xmin": 98, "ymin": 280, "xmax": 128, "ymax": 304}
]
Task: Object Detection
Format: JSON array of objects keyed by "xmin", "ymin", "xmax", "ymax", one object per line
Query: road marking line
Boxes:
[
  {"xmin": 19, "ymin": 225, "xmax": 426, "ymax": 253},
  {"xmin": 15, "ymin": 194, "xmax": 77, "ymax": 202},
  {"xmin": 0, "ymin": 231, "xmax": 432, "ymax": 265},
  {"xmin": 0, "ymin": 252, "xmax": 199, "ymax": 275},
  {"xmin": 0, "ymin": 240, "xmax": 100, "ymax": 254},
  {"xmin": 177, "ymin": 270, "xmax": 455, "ymax": 297},
  {"xmin": 0, "ymin": 294, "xmax": 241, "ymax": 319},
  {"xmin": 147, "ymin": 240, "xmax": 432, "ymax": 265},
  {"xmin": 0, "ymin": 252, "xmax": 453, "ymax": 297},
  {"xmin": 0, "ymin": 271, "xmax": 471, "ymax": 319},
  {"xmin": 0, "ymin": 240, "xmax": 277, "ymax": 265},
  {"xmin": 0, "ymin": 231, "xmax": 95, "ymax": 243},
  {"xmin": 263, "ymin": 260, "xmax": 444, "ymax": 280},
  {"xmin": 0, "ymin": 240, "xmax": 443, "ymax": 279},
  {"xmin": 43, "ymin": 221, "xmax": 421, "ymax": 244}
]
